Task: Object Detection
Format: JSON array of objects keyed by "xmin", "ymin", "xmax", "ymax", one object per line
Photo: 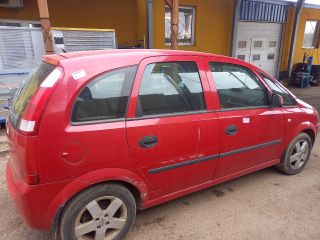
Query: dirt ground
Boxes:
[{"xmin": 0, "ymin": 86, "xmax": 319, "ymax": 240}]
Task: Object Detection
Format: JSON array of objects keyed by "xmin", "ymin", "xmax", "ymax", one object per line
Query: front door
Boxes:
[
  {"xmin": 126, "ymin": 56, "xmax": 220, "ymax": 198},
  {"xmin": 207, "ymin": 61, "xmax": 285, "ymax": 178}
]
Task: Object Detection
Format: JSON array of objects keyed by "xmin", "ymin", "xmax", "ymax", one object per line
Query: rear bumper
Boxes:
[{"xmin": 6, "ymin": 161, "xmax": 66, "ymax": 230}]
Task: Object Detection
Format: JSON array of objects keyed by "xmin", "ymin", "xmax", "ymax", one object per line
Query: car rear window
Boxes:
[
  {"xmin": 71, "ymin": 66, "xmax": 137, "ymax": 124},
  {"xmin": 10, "ymin": 62, "xmax": 56, "ymax": 128}
]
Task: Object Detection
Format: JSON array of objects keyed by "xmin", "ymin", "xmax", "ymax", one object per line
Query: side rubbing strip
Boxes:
[
  {"xmin": 148, "ymin": 154, "xmax": 220, "ymax": 174},
  {"xmin": 148, "ymin": 140, "xmax": 282, "ymax": 174},
  {"xmin": 219, "ymin": 140, "xmax": 282, "ymax": 158}
]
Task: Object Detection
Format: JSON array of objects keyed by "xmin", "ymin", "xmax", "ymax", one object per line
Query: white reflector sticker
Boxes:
[
  {"xmin": 19, "ymin": 119, "xmax": 36, "ymax": 132},
  {"xmin": 40, "ymin": 69, "xmax": 62, "ymax": 88},
  {"xmin": 72, "ymin": 70, "xmax": 86, "ymax": 80}
]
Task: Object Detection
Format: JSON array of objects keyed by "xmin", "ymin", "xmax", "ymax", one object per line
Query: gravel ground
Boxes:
[{"xmin": 0, "ymin": 87, "xmax": 319, "ymax": 240}]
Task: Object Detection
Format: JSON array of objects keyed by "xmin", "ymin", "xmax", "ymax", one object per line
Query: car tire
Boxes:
[
  {"xmin": 60, "ymin": 183, "xmax": 136, "ymax": 240},
  {"xmin": 276, "ymin": 133, "xmax": 312, "ymax": 175}
]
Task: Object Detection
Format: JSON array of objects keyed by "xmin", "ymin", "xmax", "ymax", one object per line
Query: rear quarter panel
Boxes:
[{"xmin": 36, "ymin": 55, "xmax": 143, "ymax": 184}]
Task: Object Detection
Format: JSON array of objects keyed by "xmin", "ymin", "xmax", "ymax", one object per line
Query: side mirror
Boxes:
[{"xmin": 271, "ymin": 94, "xmax": 284, "ymax": 108}]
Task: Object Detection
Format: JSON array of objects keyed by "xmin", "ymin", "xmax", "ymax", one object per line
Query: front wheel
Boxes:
[
  {"xmin": 60, "ymin": 183, "xmax": 136, "ymax": 240},
  {"xmin": 276, "ymin": 133, "xmax": 312, "ymax": 175}
]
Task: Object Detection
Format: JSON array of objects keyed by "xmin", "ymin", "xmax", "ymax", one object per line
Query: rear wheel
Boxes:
[
  {"xmin": 60, "ymin": 183, "xmax": 136, "ymax": 240},
  {"xmin": 276, "ymin": 133, "xmax": 312, "ymax": 175}
]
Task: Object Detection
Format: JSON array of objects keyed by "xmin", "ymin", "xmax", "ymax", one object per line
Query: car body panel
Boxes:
[
  {"xmin": 126, "ymin": 55, "xmax": 220, "ymax": 197},
  {"xmin": 5, "ymin": 50, "xmax": 319, "ymax": 231}
]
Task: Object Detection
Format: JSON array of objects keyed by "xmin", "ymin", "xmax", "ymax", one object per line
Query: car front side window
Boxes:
[
  {"xmin": 209, "ymin": 62, "xmax": 269, "ymax": 109},
  {"xmin": 260, "ymin": 73, "xmax": 297, "ymax": 106}
]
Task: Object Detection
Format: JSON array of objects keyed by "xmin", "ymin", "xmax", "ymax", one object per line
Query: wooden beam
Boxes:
[
  {"xmin": 171, "ymin": 0, "xmax": 179, "ymax": 49},
  {"xmin": 165, "ymin": 0, "xmax": 173, "ymax": 8},
  {"xmin": 37, "ymin": 0, "xmax": 53, "ymax": 54}
]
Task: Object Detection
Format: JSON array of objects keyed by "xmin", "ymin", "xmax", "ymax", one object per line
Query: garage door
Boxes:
[{"xmin": 235, "ymin": 22, "xmax": 283, "ymax": 78}]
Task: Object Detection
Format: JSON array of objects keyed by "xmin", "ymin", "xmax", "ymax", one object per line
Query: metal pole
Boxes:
[{"xmin": 147, "ymin": 0, "xmax": 154, "ymax": 49}]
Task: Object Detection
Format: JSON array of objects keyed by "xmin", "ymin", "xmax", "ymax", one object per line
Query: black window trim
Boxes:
[
  {"xmin": 258, "ymin": 72, "xmax": 298, "ymax": 107},
  {"xmin": 209, "ymin": 62, "xmax": 271, "ymax": 111},
  {"xmin": 70, "ymin": 65, "xmax": 138, "ymax": 126},
  {"xmin": 134, "ymin": 60, "xmax": 208, "ymax": 119},
  {"xmin": 128, "ymin": 109, "xmax": 210, "ymax": 121}
]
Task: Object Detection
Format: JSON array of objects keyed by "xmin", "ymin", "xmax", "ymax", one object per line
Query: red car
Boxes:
[{"xmin": 6, "ymin": 50, "xmax": 319, "ymax": 240}]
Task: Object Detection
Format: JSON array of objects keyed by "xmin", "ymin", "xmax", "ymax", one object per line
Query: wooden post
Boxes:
[
  {"xmin": 37, "ymin": 0, "xmax": 53, "ymax": 54},
  {"xmin": 171, "ymin": 0, "xmax": 179, "ymax": 50},
  {"xmin": 165, "ymin": 0, "xmax": 179, "ymax": 49}
]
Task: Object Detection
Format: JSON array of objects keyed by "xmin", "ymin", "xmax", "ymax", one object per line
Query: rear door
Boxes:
[
  {"xmin": 206, "ymin": 59, "xmax": 285, "ymax": 178},
  {"xmin": 126, "ymin": 56, "xmax": 220, "ymax": 198}
]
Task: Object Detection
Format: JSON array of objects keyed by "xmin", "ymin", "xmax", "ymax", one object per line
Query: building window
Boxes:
[
  {"xmin": 165, "ymin": 6, "xmax": 195, "ymax": 46},
  {"xmin": 302, "ymin": 20, "xmax": 320, "ymax": 48}
]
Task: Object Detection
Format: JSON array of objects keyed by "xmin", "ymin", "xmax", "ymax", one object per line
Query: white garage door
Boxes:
[{"xmin": 235, "ymin": 22, "xmax": 283, "ymax": 78}]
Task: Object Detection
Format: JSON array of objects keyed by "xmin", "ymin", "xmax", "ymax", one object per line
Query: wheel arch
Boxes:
[
  {"xmin": 302, "ymin": 128, "xmax": 316, "ymax": 146},
  {"xmin": 46, "ymin": 168, "xmax": 149, "ymax": 235},
  {"xmin": 284, "ymin": 121, "xmax": 317, "ymax": 147}
]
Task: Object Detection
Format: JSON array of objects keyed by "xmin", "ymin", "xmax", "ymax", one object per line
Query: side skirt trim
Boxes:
[{"xmin": 148, "ymin": 139, "xmax": 282, "ymax": 174}]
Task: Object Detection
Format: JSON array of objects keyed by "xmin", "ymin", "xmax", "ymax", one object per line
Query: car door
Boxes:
[
  {"xmin": 126, "ymin": 56, "xmax": 220, "ymax": 198},
  {"xmin": 206, "ymin": 59, "xmax": 285, "ymax": 178}
]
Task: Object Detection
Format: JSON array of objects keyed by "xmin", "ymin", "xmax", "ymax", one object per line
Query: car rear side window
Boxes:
[
  {"xmin": 71, "ymin": 66, "xmax": 137, "ymax": 123},
  {"xmin": 10, "ymin": 62, "xmax": 55, "ymax": 128},
  {"xmin": 260, "ymin": 73, "xmax": 296, "ymax": 106},
  {"xmin": 137, "ymin": 62, "xmax": 206, "ymax": 117},
  {"xmin": 209, "ymin": 62, "xmax": 269, "ymax": 109}
]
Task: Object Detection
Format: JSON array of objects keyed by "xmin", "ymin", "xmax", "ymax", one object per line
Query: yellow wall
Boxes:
[
  {"xmin": 280, "ymin": 6, "xmax": 295, "ymax": 72},
  {"xmin": 136, "ymin": 0, "xmax": 147, "ymax": 47},
  {"xmin": 293, "ymin": 7, "xmax": 320, "ymax": 66},
  {"xmin": 2, "ymin": 0, "xmax": 319, "ymax": 71},
  {"xmin": 281, "ymin": 7, "xmax": 320, "ymax": 73},
  {"xmin": 47, "ymin": 0, "xmax": 139, "ymax": 46},
  {"xmin": 0, "ymin": 0, "xmax": 142, "ymax": 46},
  {"xmin": 0, "ymin": 0, "xmax": 39, "ymax": 21},
  {"xmin": 153, "ymin": 0, "xmax": 234, "ymax": 55}
]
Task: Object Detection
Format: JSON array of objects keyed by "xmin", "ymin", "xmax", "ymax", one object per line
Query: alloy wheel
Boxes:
[
  {"xmin": 74, "ymin": 196, "xmax": 128, "ymax": 240},
  {"xmin": 289, "ymin": 139, "xmax": 310, "ymax": 170}
]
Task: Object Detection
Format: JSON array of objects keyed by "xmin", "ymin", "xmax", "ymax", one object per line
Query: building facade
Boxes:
[{"xmin": 0, "ymin": 0, "xmax": 320, "ymax": 82}]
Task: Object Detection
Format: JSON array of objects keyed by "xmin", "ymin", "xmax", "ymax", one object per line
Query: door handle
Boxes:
[
  {"xmin": 226, "ymin": 125, "xmax": 238, "ymax": 136},
  {"xmin": 139, "ymin": 136, "xmax": 158, "ymax": 148}
]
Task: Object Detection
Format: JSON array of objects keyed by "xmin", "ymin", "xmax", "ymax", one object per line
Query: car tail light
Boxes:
[{"xmin": 18, "ymin": 67, "xmax": 64, "ymax": 135}]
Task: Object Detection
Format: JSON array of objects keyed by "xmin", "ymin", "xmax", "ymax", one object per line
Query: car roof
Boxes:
[
  {"xmin": 44, "ymin": 49, "xmax": 235, "ymax": 64},
  {"xmin": 43, "ymin": 49, "xmax": 272, "ymax": 80}
]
